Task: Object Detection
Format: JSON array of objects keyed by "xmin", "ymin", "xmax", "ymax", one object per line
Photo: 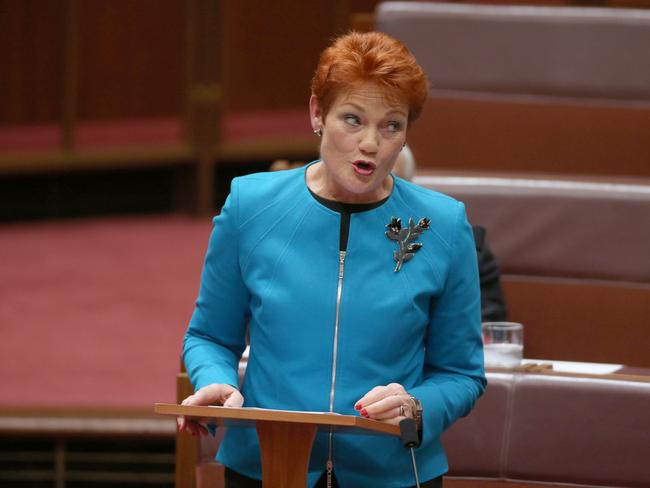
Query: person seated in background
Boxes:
[
  {"xmin": 271, "ymin": 145, "xmax": 508, "ymax": 322},
  {"xmin": 473, "ymin": 225, "xmax": 507, "ymax": 321}
]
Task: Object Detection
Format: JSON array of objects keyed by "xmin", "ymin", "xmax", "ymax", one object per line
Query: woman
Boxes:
[{"xmin": 179, "ymin": 32, "xmax": 486, "ymax": 487}]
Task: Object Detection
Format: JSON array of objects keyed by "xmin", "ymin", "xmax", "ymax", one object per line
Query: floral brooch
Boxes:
[{"xmin": 385, "ymin": 217, "xmax": 430, "ymax": 272}]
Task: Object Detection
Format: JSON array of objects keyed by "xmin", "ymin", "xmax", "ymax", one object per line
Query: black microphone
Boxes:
[{"xmin": 399, "ymin": 418, "xmax": 421, "ymax": 488}]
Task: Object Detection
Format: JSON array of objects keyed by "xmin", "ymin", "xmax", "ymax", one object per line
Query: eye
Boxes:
[
  {"xmin": 344, "ymin": 114, "xmax": 361, "ymax": 126},
  {"xmin": 385, "ymin": 120, "xmax": 403, "ymax": 132}
]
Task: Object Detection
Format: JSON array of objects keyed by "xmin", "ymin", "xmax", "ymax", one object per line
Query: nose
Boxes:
[{"xmin": 358, "ymin": 127, "xmax": 379, "ymax": 155}]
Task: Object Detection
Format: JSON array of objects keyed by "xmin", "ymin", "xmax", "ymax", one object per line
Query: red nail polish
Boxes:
[
  {"xmin": 355, "ymin": 404, "xmax": 362, "ymax": 411},
  {"xmin": 360, "ymin": 409, "xmax": 368, "ymax": 417}
]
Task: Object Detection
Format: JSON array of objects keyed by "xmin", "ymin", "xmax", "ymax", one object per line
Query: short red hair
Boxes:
[{"xmin": 311, "ymin": 31, "xmax": 428, "ymax": 124}]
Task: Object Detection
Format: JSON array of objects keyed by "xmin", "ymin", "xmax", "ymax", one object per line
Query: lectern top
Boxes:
[{"xmin": 155, "ymin": 403, "xmax": 399, "ymax": 436}]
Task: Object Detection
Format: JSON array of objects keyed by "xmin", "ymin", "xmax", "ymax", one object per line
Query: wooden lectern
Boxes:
[{"xmin": 155, "ymin": 403, "xmax": 399, "ymax": 488}]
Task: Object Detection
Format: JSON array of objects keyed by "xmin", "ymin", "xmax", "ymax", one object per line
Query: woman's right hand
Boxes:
[{"xmin": 177, "ymin": 383, "xmax": 244, "ymax": 436}]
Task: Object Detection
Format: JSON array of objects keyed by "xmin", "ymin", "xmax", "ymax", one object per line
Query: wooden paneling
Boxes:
[
  {"xmin": 408, "ymin": 95, "xmax": 650, "ymax": 177},
  {"xmin": 1, "ymin": 1, "xmax": 376, "ymax": 123},
  {"xmin": 222, "ymin": 1, "xmax": 348, "ymax": 111},
  {"xmin": 502, "ymin": 276, "xmax": 650, "ymax": 368},
  {"xmin": 76, "ymin": 0, "xmax": 185, "ymax": 120},
  {"xmin": 176, "ymin": 372, "xmax": 199, "ymax": 488},
  {"xmin": 0, "ymin": 0, "xmax": 184, "ymax": 124},
  {"xmin": 0, "ymin": 0, "xmax": 66, "ymax": 124}
]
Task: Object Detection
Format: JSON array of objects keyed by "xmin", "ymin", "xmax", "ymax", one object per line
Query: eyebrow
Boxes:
[{"xmin": 341, "ymin": 102, "xmax": 408, "ymax": 118}]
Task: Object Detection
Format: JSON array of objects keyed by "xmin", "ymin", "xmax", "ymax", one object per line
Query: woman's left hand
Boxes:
[{"xmin": 354, "ymin": 383, "xmax": 413, "ymax": 425}]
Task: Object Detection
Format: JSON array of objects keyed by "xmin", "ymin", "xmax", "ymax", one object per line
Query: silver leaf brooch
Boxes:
[{"xmin": 385, "ymin": 217, "xmax": 430, "ymax": 272}]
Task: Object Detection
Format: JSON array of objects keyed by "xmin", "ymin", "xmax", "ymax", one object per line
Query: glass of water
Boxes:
[{"xmin": 482, "ymin": 322, "xmax": 524, "ymax": 368}]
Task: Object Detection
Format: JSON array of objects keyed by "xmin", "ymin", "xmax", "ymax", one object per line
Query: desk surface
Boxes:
[{"xmin": 488, "ymin": 358, "xmax": 650, "ymax": 382}]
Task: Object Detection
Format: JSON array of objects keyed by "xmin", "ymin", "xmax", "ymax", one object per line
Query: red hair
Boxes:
[{"xmin": 311, "ymin": 31, "xmax": 428, "ymax": 124}]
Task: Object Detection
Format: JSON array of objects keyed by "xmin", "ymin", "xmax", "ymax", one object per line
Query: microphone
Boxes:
[{"xmin": 399, "ymin": 418, "xmax": 421, "ymax": 488}]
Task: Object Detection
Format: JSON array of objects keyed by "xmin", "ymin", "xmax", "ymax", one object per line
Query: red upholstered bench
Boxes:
[
  {"xmin": 0, "ymin": 109, "xmax": 315, "ymax": 170},
  {"xmin": 0, "ymin": 124, "xmax": 62, "ymax": 153},
  {"xmin": 0, "ymin": 117, "xmax": 189, "ymax": 175},
  {"xmin": 414, "ymin": 172, "xmax": 650, "ymax": 368},
  {"xmin": 443, "ymin": 371, "xmax": 650, "ymax": 488}
]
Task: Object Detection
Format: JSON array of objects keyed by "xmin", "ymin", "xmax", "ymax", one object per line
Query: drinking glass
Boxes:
[{"xmin": 482, "ymin": 322, "xmax": 524, "ymax": 368}]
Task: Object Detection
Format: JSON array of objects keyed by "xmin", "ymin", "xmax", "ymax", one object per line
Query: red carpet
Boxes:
[{"xmin": 0, "ymin": 214, "xmax": 212, "ymax": 410}]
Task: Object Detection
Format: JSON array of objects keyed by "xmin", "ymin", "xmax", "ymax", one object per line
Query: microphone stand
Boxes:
[{"xmin": 399, "ymin": 418, "xmax": 421, "ymax": 488}]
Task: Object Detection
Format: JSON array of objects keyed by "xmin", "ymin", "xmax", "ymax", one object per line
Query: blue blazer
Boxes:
[{"xmin": 183, "ymin": 164, "xmax": 486, "ymax": 487}]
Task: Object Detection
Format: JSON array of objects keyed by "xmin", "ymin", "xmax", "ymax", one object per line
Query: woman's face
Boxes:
[{"xmin": 309, "ymin": 82, "xmax": 408, "ymax": 203}]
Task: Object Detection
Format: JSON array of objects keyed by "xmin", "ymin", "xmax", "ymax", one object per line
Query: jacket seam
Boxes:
[
  {"xmin": 239, "ymin": 188, "xmax": 309, "ymax": 275},
  {"xmin": 258, "ymin": 203, "xmax": 316, "ymax": 303}
]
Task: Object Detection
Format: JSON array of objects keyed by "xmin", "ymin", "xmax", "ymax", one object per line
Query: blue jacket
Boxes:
[{"xmin": 183, "ymin": 164, "xmax": 486, "ymax": 487}]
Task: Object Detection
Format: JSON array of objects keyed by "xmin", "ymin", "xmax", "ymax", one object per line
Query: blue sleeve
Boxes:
[
  {"xmin": 410, "ymin": 202, "xmax": 487, "ymax": 439},
  {"xmin": 182, "ymin": 179, "xmax": 250, "ymax": 391}
]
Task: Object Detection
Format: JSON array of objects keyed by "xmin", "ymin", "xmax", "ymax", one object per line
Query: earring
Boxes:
[{"xmin": 314, "ymin": 128, "xmax": 322, "ymax": 137}]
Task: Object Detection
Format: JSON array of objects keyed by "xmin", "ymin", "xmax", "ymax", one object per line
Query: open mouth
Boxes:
[{"xmin": 352, "ymin": 160, "xmax": 376, "ymax": 176}]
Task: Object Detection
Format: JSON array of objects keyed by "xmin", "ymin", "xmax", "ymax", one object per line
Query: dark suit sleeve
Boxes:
[{"xmin": 473, "ymin": 226, "xmax": 508, "ymax": 322}]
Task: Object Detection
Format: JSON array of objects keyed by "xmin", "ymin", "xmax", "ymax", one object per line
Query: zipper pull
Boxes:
[
  {"xmin": 338, "ymin": 251, "xmax": 346, "ymax": 279},
  {"xmin": 326, "ymin": 459, "xmax": 334, "ymax": 488}
]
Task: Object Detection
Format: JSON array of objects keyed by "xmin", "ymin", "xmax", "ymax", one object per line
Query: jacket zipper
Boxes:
[{"xmin": 327, "ymin": 249, "xmax": 346, "ymax": 488}]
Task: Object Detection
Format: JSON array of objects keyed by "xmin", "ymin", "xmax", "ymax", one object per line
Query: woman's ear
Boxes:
[{"xmin": 309, "ymin": 95, "xmax": 323, "ymax": 132}]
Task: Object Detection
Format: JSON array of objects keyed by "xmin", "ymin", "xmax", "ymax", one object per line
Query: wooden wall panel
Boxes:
[
  {"xmin": 408, "ymin": 95, "xmax": 650, "ymax": 177},
  {"xmin": 220, "ymin": 0, "xmax": 385, "ymax": 111},
  {"xmin": 502, "ymin": 276, "xmax": 650, "ymax": 368},
  {"xmin": 76, "ymin": 0, "xmax": 185, "ymax": 120},
  {"xmin": 222, "ymin": 1, "xmax": 348, "ymax": 111},
  {"xmin": 0, "ymin": 0, "xmax": 65, "ymax": 124},
  {"xmin": 0, "ymin": 1, "xmax": 386, "ymax": 126}
]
